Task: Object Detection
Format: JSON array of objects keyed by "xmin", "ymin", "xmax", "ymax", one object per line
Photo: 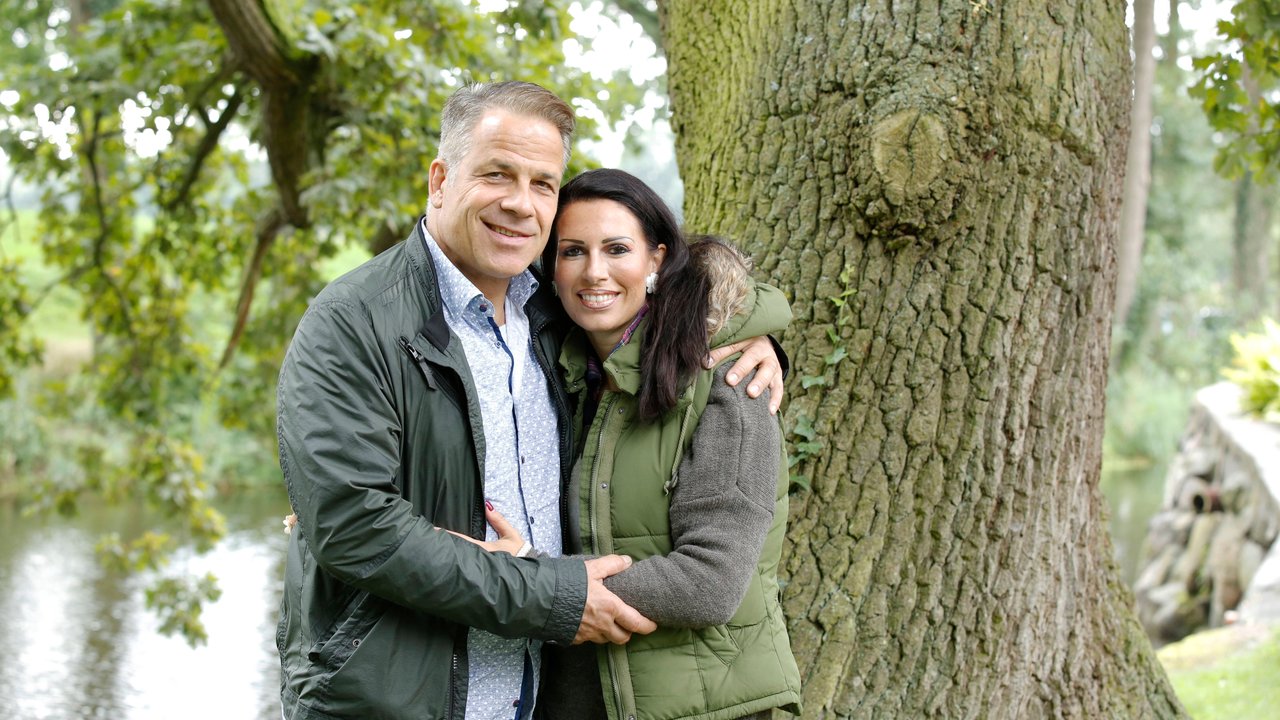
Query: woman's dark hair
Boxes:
[{"xmin": 545, "ymin": 168, "xmax": 711, "ymax": 421}]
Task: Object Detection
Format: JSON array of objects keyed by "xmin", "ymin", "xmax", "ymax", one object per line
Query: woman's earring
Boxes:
[{"xmin": 645, "ymin": 272, "xmax": 658, "ymax": 295}]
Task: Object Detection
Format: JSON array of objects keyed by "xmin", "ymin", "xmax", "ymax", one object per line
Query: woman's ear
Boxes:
[{"xmin": 651, "ymin": 244, "xmax": 668, "ymax": 273}]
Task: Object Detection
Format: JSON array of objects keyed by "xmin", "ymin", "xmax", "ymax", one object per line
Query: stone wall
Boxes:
[{"xmin": 1133, "ymin": 382, "xmax": 1280, "ymax": 645}]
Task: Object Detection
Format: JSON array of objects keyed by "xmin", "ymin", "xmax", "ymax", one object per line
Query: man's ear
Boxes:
[{"xmin": 428, "ymin": 159, "xmax": 447, "ymax": 208}]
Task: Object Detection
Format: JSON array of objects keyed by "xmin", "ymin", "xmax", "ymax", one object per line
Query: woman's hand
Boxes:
[{"xmin": 445, "ymin": 503, "xmax": 530, "ymax": 556}]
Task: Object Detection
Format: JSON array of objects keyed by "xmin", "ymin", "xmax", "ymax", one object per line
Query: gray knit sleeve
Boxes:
[{"xmin": 602, "ymin": 365, "xmax": 780, "ymax": 627}]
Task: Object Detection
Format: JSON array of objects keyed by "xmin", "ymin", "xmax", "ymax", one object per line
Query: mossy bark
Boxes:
[{"xmin": 661, "ymin": 2, "xmax": 1185, "ymax": 717}]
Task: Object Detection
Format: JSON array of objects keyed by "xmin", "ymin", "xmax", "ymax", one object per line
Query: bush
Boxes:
[{"xmin": 1222, "ymin": 318, "xmax": 1280, "ymax": 422}]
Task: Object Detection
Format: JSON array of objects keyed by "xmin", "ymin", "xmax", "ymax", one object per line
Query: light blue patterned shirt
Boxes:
[{"xmin": 422, "ymin": 221, "xmax": 563, "ymax": 720}]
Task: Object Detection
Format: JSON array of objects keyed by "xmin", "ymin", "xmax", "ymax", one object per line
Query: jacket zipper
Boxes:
[
  {"xmin": 397, "ymin": 335, "xmax": 436, "ymax": 390},
  {"xmin": 528, "ymin": 316, "xmax": 575, "ymax": 550},
  {"xmin": 400, "ymin": 333, "xmax": 467, "ymax": 719},
  {"xmin": 587, "ymin": 394, "xmax": 625, "ymax": 719}
]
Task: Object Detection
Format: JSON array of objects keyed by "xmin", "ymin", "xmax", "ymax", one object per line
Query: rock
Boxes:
[
  {"xmin": 1134, "ymin": 543, "xmax": 1180, "ymax": 596},
  {"xmin": 1174, "ymin": 477, "xmax": 1211, "ymax": 513},
  {"xmin": 1147, "ymin": 581, "xmax": 1210, "ymax": 644},
  {"xmin": 1142, "ymin": 510, "xmax": 1194, "ymax": 558},
  {"xmin": 1219, "ymin": 457, "xmax": 1252, "ymax": 513},
  {"xmin": 1183, "ymin": 446, "xmax": 1217, "ymax": 480},
  {"xmin": 1238, "ymin": 540, "xmax": 1266, "ymax": 592},
  {"xmin": 1207, "ymin": 516, "xmax": 1248, "ymax": 624},
  {"xmin": 1170, "ymin": 514, "xmax": 1221, "ymax": 592}
]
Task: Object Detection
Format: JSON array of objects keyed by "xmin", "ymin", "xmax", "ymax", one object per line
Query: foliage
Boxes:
[
  {"xmin": 0, "ymin": 0, "xmax": 657, "ymax": 643},
  {"xmin": 1223, "ymin": 317, "xmax": 1280, "ymax": 421},
  {"xmin": 1191, "ymin": 0, "xmax": 1280, "ymax": 183}
]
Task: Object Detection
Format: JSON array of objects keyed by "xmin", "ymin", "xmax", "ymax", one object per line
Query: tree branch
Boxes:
[
  {"xmin": 205, "ymin": 0, "xmax": 302, "ymax": 90},
  {"xmin": 164, "ymin": 88, "xmax": 244, "ymax": 211},
  {"xmin": 218, "ymin": 206, "xmax": 286, "ymax": 370},
  {"xmin": 80, "ymin": 108, "xmax": 136, "ymax": 338}
]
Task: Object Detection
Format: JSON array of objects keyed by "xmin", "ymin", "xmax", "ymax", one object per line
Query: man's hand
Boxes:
[
  {"xmin": 707, "ymin": 336, "xmax": 784, "ymax": 414},
  {"xmin": 574, "ymin": 555, "xmax": 657, "ymax": 644}
]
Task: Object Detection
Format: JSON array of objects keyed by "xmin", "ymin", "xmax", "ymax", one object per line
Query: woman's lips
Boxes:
[{"xmin": 578, "ymin": 291, "xmax": 618, "ymax": 310}]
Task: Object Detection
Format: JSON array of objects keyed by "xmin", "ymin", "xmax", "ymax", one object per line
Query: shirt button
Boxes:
[
  {"xmin": 600, "ymin": 482, "xmax": 608, "ymax": 489},
  {"xmin": 617, "ymin": 406, "xmax": 625, "ymax": 415},
  {"xmin": 529, "ymin": 516, "xmax": 536, "ymax": 525}
]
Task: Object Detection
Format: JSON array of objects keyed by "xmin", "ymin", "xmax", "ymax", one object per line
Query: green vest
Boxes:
[{"xmin": 560, "ymin": 284, "xmax": 803, "ymax": 720}]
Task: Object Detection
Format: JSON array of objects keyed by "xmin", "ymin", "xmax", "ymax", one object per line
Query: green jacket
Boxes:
[
  {"xmin": 275, "ymin": 223, "xmax": 587, "ymax": 720},
  {"xmin": 560, "ymin": 283, "xmax": 803, "ymax": 720}
]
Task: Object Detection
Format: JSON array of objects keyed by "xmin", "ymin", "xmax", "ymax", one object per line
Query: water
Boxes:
[
  {"xmin": 0, "ymin": 465, "xmax": 1169, "ymax": 719},
  {"xmin": 1100, "ymin": 461, "xmax": 1169, "ymax": 587},
  {"xmin": 0, "ymin": 489, "xmax": 290, "ymax": 720}
]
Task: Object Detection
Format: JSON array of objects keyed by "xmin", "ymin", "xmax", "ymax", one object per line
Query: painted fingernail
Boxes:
[
  {"xmin": 704, "ymin": 355, "xmax": 714, "ymax": 368},
  {"xmin": 485, "ymin": 500, "xmax": 494, "ymax": 511}
]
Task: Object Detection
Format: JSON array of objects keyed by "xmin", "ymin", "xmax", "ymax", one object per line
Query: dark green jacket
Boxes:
[
  {"xmin": 276, "ymin": 223, "xmax": 586, "ymax": 720},
  {"xmin": 560, "ymin": 283, "xmax": 803, "ymax": 720}
]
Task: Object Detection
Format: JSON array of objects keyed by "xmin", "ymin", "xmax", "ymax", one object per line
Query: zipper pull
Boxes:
[{"xmin": 398, "ymin": 336, "xmax": 436, "ymax": 390}]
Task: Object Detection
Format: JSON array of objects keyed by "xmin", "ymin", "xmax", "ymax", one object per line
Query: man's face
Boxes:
[{"xmin": 427, "ymin": 109, "xmax": 564, "ymax": 301}]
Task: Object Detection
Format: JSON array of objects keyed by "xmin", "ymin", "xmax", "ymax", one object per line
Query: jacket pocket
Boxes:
[
  {"xmin": 697, "ymin": 623, "xmax": 744, "ymax": 666},
  {"xmin": 308, "ymin": 591, "xmax": 385, "ymax": 672}
]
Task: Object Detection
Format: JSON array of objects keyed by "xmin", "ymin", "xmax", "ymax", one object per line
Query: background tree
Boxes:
[
  {"xmin": 1193, "ymin": 0, "xmax": 1280, "ymax": 184},
  {"xmin": 0, "ymin": 0, "xmax": 648, "ymax": 642},
  {"xmin": 1116, "ymin": 0, "xmax": 1158, "ymax": 331},
  {"xmin": 662, "ymin": 1, "xmax": 1183, "ymax": 716}
]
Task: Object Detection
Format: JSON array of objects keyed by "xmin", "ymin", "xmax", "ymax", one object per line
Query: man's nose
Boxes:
[{"xmin": 500, "ymin": 182, "xmax": 535, "ymax": 217}]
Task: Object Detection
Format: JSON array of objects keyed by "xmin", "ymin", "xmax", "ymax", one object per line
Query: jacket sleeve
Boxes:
[
  {"xmin": 602, "ymin": 365, "xmax": 779, "ymax": 626},
  {"xmin": 277, "ymin": 298, "xmax": 585, "ymax": 643}
]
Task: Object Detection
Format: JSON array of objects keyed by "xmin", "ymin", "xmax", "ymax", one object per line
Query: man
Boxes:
[{"xmin": 275, "ymin": 81, "xmax": 782, "ymax": 720}]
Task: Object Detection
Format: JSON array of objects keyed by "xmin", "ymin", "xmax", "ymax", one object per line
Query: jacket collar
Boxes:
[
  {"xmin": 404, "ymin": 220, "xmax": 452, "ymax": 353},
  {"xmin": 559, "ymin": 322, "xmax": 646, "ymax": 397}
]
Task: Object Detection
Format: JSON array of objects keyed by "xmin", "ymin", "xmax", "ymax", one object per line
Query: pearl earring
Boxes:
[{"xmin": 645, "ymin": 272, "xmax": 658, "ymax": 294}]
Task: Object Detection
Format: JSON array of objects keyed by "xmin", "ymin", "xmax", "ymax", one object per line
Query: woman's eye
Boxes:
[
  {"xmin": 559, "ymin": 246, "xmax": 582, "ymax": 257},
  {"xmin": 608, "ymin": 244, "xmax": 630, "ymax": 255}
]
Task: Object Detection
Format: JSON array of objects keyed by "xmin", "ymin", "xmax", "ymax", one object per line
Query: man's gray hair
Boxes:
[{"xmin": 437, "ymin": 81, "xmax": 576, "ymax": 173}]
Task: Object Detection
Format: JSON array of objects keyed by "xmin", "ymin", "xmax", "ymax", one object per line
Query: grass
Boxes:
[
  {"xmin": 1, "ymin": 209, "xmax": 89, "ymax": 344},
  {"xmin": 1160, "ymin": 625, "xmax": 1280, "ymax": 719}
]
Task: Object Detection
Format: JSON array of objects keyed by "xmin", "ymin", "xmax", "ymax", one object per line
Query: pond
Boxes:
[
  {"xmin": 0, "ymin": 460, "xmax": 1170, "ymax": 718},
  {"xmin": 1100, "ymin": 460, "xmax": 1169, "ymax": 588},
  {"xmin": 0, "ymin": 488, "xmax": 290, "ymax": 720}
]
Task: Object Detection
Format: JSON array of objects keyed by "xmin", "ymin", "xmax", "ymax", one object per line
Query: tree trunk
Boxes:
[
  {"xmin": 1114, "ymin": 0, "xmax": 1156, "ymax": 329},
  {"xmin": 1232, "ymin": 65, "xmax": 1274, "ymax": 323},
  {"xmin": 1232, "ymin": 171, "xmax": 1272, "ymax": 322},
  {"xmin": 661, "ymin": 2, "xmax": 1183, "ymax": 718}
]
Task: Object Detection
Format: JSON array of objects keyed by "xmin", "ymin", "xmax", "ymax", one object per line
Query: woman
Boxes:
[{"xmin": 480, "ymin": 168, "xmax": 802, "ymax": 720}]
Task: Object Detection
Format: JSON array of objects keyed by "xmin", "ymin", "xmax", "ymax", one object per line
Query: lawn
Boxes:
[{"xmin": 1160, "ymin": 624, "xmax": 1280, "ymax": 719}]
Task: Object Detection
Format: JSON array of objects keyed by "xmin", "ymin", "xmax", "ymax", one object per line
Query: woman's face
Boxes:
[{"xmin": 554, "ymin": 198, "xmax": 666, "ymax": 354}]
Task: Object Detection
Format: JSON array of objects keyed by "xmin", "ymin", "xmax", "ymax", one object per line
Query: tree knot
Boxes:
[{"xmin": 870, "ymin": 109, "xmax": 952, "ymax": 208}]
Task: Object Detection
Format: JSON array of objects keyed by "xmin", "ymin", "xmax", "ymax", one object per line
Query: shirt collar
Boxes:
[{"xmin": 420, "ymin": 218, "xmax": 539, "ymax": 320}]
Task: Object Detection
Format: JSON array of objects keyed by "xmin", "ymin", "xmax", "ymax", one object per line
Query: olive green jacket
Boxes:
[
  {"xmin": 275, "ymin": 223, "xmax": 587, "ymax": 720},
  {"xmin": 559, "ymin": 283, "xmax": 803, "ymax": 720}
]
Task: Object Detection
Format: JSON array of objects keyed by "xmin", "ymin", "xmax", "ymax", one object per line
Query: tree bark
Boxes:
[
  {"xmin": 1114, "ymin": 0, "xmax": 1156, "ymax": 329},
  {"xmin": 662, "ymin": 2, "xmax": 1183, "ymax": 717}
]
